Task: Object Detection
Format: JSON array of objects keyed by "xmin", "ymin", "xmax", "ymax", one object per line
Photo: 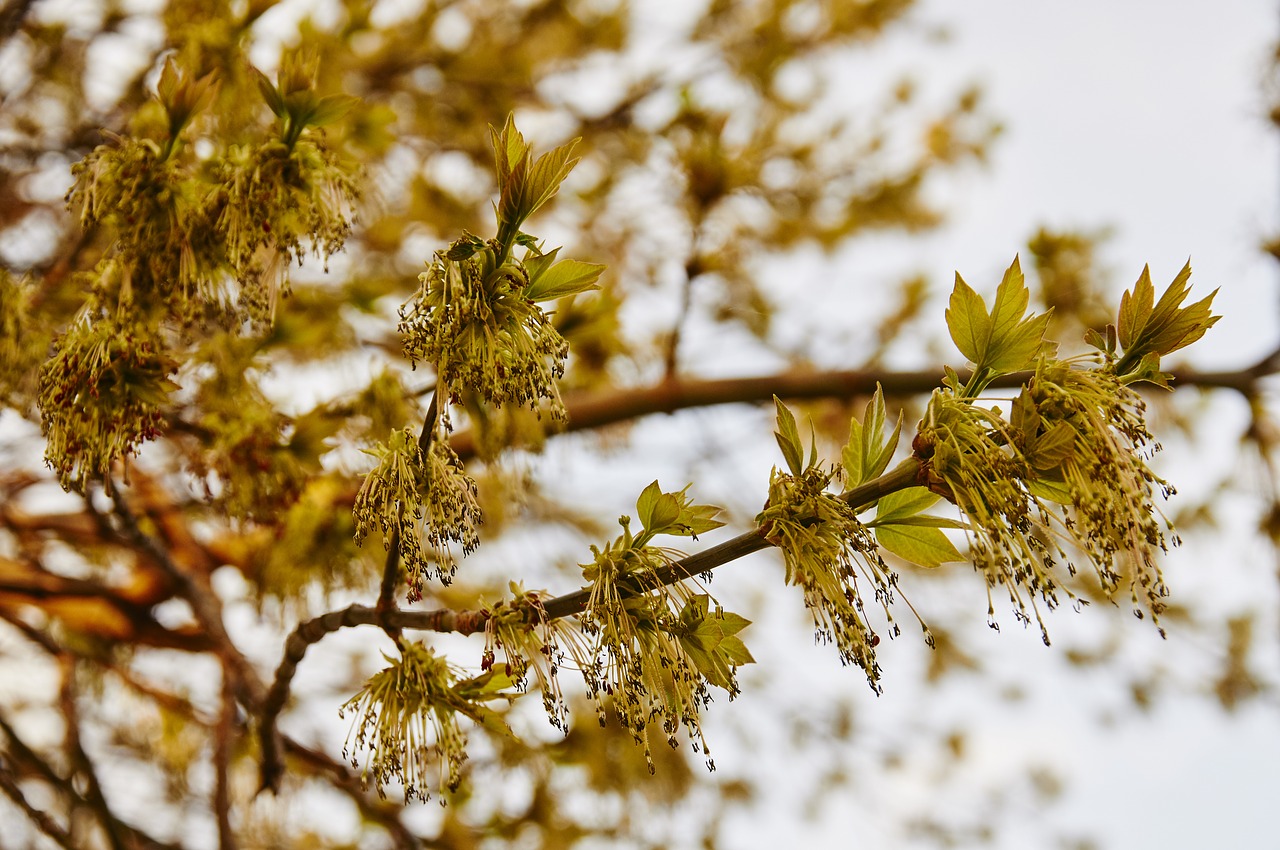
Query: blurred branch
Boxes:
[
  {"xmin": 215, "ymin": 664, "xmax": 238, "ymax": 850},
  {"xmin": 58, "ymin": 655, "xmax": 128, "ymax": 850},
  {"xmin": 0, "ymin": 713, "xmax": 183, "ymax": 850},
  {"xmin": 446, "ymin": 356, "xmax": 1278, "ymax": 460},
  {"xmin": 0, "ymin": 761, "xmax": 77, "ymax": 850}
]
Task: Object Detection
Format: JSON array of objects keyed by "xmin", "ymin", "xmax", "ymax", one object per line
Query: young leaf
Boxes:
[
  {"xmin": 1025, "ymin": 421, "xmax": 1077, "ymax": 471},
  {"xmin": 870, "ymin": 487, "xmax": 940, "ymax": 525},
  {"xmin": 842, "ymin": 384, "xmax": 901, "ymax": 489},
  {"xmin": 1117, "ymin": 265, "xmax": 1155, "ymax": 352},
  {"xmin": 635, "ymin": 480, "xmax": 663, "ymax": 531},
  {"xmin": 988, "ymin": 256, "xmax": 1030, "ymax": 346},
  {"xmin": 524, "ymin": 257, "xmax": 604, "ymax": 302},
  {"xmin": 773, "ymin": 396, "xmax": 804, "ymax": 476},
  {"xmin": 1115, "ymin": 262, "xmax": 1219, "ymax": 378},
  {"xmin": 676, "ymin": 596, "xmax": 754, "ymax": 692},
  {"xmin": 524, "ymin": 139, "xmax": 580, "ymax": 221},
  {"xmin": 945, "ymin": 273, "xmax": 990, "ymax": 365},
  {"xmin": 984, "ymin": 257, "xmax": 1052, "ymax": 373},
  {"xmin": 875, "ymin": 524, "xmax": 963, "ymax": 568},
  {"xmin": 490, "ymin": 114, "xmax": 528, "ymax": 187}
]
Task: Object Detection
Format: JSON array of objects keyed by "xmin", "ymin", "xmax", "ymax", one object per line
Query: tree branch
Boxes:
[
  {"xmin": 258, "ymin": 457, "xmax": 926, "ymax": 791},
  {"xmin": 448, "ymin": 360, "xmax": 1275, "ymax": 460}
]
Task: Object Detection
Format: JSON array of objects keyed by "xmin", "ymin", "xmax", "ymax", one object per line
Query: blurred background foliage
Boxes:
[{"xmin": 0, "ymin": 0, "xmax": 1275, "ymax": 848}]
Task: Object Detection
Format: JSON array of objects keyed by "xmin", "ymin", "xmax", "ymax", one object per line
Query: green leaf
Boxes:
[
  {"xmin": 945, "ymin": 273, "xmax": 990, "ymax": 365},
  {"xmin": 1026, "ymin": 421, "xmax": 1077, "ymax": 470},
  {"xmin": 1028, "ymin": 477, "xmax": 1073, "ymax": 504},
  {"xmin": 1117, "ymin": 265, "xmax": 1155, "ymax": 352},
  {"xmin": 675, "ymin": 596, "xmax": 754, "ymax": 691},
  {"xmin": 636, "ymin": 482, "xmax": 724, "ymax": 538},
  {"xmin": 524, "ymin": 257, "xmax": 604, "ymax": 302},
  {"xmin": 986, "ymin": 311, "xmax": 1051, "ymax": 373},
  {"xmin": 306, "ymin": 94, "xmax": 357, "ymax": 127},
  {"xmin": 842, "ymin": 384, "xmax": 900, "ymax": 489},
  {"xmin": 251, "ymin": 66, "xmax": 285, "ymax": 118},
  {"xmin": 445, "ymin": 233, "xmax": 486, "ymax": 262},
  {"xmin": 988, "ymin": 256, "xmax": 1029, "ymax": 346},
  {"xmin": 875, "ymin": 524, "xmax": 963, "ymax": 568},
  {"xmin": 490, "ymin": 114, "xmax": 528, "ymax": 187},
  {"xmin": 773, "ymin": 396, "xmax": 804, "ymax": 476},
  {"xmin": 875, "ymin": 515, "xmax": 967, "ymax": 530},
  {"xmin": 871, "ymin": 486, "xmax": 939, "ymax": 525},
  {"xmin": 635, "ymin": 480, "xmax": 662, "ymax": 530},
  {"xmin": 524, "ymin": 139, "xmax": 580, "ymax": 220},
  {"xmin": 1114, "ymin": 262, "xmax": 1218, "ymax": 378},
  {"xmin": 1010, "ymin": 388, "xmax": 1040, "ymax": 444},
  {"xmin": 456, "ymin": 702, "xmax": 519, "ymax": 741}
]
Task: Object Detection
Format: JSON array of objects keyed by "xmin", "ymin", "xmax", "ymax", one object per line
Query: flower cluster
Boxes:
[
  {"xmin": 915, "ymin": 259, "xmax": 1217, "ymax": 638},
  {"xmin": 483, "ymin": 584, "xmax": 591, "ymax": 733},
  {"xmin": 212, "ymin": 136, "xmax": 359, "ymax": 323},
  {"xmin": 398, "ymin": 117, "xmax": 603, "ymax": 420},
  {"xmin": 352, "ymin": 428, "xmax": 482, "ymax": 598},
  {"xmin": 1025, "ymin": 361, "xmax": 1173, "ymax": 625},
  {"xmin": 399, "ymin": 242, "xmax": 571, "ymax": 416},
  {"xmin": 917, "ymin": 390, "xmax": 1066, "ymax": 637},
  {"xmin": 340, "ymin": 641, "xmax": 470, "ymax": 801},
  {"xmin": 574, "ymin": 482, "xmax": 743, "ymax": 772},
  {"xmin": 0, "ymin": 271, "xmax": 45, "ymax": 407},
  {"xmin": 579, "ymin": 532, "xmax": 718, "ymax": 772},
  {"xmin": 757, "ymin": 463, "xmax": 895, "ymax": 691},
  {"xmin": 38, "ymin": 312, "xmax": 178, "ymax": 492},
  {"xmin": 63, "ymin": 56, "xmax": 359, "ymax": 330}
]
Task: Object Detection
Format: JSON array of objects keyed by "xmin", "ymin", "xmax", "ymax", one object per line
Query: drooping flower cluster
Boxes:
[
  {"xmin": 353, "ymin": 428, "xmax": 482, "ymax": 597},
  {"xmin": 1025, "ymin": 361, "xmax": 1174, "ymax": 624},
  {"xmin": 916, "ymin": 390, "xmax": 1066, "ymax": 637},
  {"xmin": 579, "ymin": 533, "xmax": 717, "ymax": 772},
  {"xmin": 482, "ymin": 583, "xmax": 591, "ymax": 733},
  {"xmin": 213, "ymin": 136, "xmax": 359, "ymax": 322},
  {"xmin": 65, "ymin": 57, "xmax": 359, "ymax": 329},
  {"xmin": 915, "ymin": 258, "xmax": 1218, "ymax": 639},
  {"xmin": 38, "ymin": 312, "xmax": 178, "ymax": 492},
  {"xmin": 757, "ymin": 462, "xmax": 896, "ymax": 691},
  {"xmin": 399, "ymin": 241, "xmax": 571, "ymax": 415},
  {"xmin": 575, "ymin": 483, "xmax": 746, "ymax": 772},
  {"xmin": 340, "ymin": 641, "xmax": 470, "ymax": 801}
]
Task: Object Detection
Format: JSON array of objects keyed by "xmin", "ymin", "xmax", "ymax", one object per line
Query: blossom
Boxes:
[
  {"xmin": 353, "ymin": 429, "xmax": 482, "ymax": 598},
  {"xmin": 340, "ymin": 642, "xmax": 469, "ymax": 801}
]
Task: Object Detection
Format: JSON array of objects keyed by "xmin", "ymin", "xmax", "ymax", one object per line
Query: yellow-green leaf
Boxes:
[
  {"xmin": 875, "ymin": 524, "xmax": 963, "ymax": 568},
  {"xmin": 946, "ymin": 273, "xmax": 990, "ymax": 365}
]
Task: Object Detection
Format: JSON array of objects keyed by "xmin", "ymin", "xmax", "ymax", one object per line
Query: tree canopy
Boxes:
[{"xmin": 0, "ymin": 1, "xmax": 1274, "ymax": 848}]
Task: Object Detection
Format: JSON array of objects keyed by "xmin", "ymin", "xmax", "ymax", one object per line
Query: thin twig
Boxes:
[
  {"xmin": 446, "ymin": 361, "xmax": 1276, "ymax": 460},
  {"xmin": 0, "ymin": 760, "xmax": 77, "ymax": 850},
  {"xmin": 215, "ymin": 662, "xmax": 238, "ymax": 850},
  {"xmin": 58, "ymin": 655, "xmax": 128, "ymax": 850},
  {"xmin": 105, "ymin": 487, "xmax": 268, "ymax": 705}
]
